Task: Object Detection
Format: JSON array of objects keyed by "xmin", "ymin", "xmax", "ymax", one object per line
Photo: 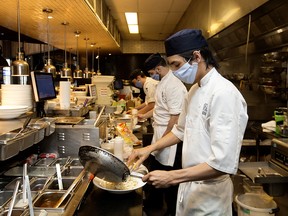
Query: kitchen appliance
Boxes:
[
  {"xmin": 239, "ymin": 138, "xmax": 288, "ymax": 196},
  {"xmin": 92, "ymin": 75, "xmax": 115, "ymax": 105}
]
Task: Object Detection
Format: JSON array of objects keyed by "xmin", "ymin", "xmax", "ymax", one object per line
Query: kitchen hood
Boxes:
[{"xmin": 208, "ymin": 0, "xmax": 288, "ymax": 61}]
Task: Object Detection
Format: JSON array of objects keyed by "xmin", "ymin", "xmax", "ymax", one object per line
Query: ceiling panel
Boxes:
[
  {"xmin": 138, "ymin": 0, "xmax": 174, "ymax": 12},
  {"xmin": 0, "ymin": 0, "xmax": 192, "ymax": 54},
  {"xmin": 139, "ymin": 13, "xmax": 167, "ymax": 25},
  {"xmin": 165, "ymin": 12, "xmax": 185, "ymax": 25}
]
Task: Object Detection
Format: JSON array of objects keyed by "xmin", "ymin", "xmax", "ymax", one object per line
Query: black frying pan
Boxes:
[{"xmin": 78, "ymin": 145, "xmax": 130, "ymax": 183}]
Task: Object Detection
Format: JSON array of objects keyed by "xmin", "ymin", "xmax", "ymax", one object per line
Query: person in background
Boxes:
[
  {"xmin": 145, "ymin": 57, "xmax": 160, "ymax": 81},
  {"xmin": 139, "ymin": 53, "xmax": 187, "ymax": 216},
  {"xmin": 129, "ymin": 69, "xmax": 158, "ymax": 114},
  {"xmin": 128, "ymin": 29, "xmax": 248, "ymax": 216}
]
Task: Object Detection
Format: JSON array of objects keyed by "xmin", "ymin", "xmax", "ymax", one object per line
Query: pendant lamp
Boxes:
[
  {"xmin": 83, "ymin": 37, "xmax": 92, "ymax": 78},
  {"xmin": 96, "ymin": 47, "xmax": 101, "ymax": 75},
  {"xmin": 42, "ymin": 8, "xmax": 56, "ymax": 77},
  {"xmin": 90, "ymin": 43, "xmax": 96, "ymax": 76},
  {"xmin": 73, "ymin": 31, "xmax": 83, "ymax": 78},
  {"xmin": 11, "ymin": 0, "xmax": 29, "ymax": 76},
  {"xmin": 61, "ymin": 21, "xmax": 72, "ymax": 78}
]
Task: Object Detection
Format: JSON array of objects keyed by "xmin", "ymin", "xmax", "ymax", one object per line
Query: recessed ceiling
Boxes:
[
  {"xmin": 106, "ymin": 0, "xmax": 192, "ymax": 41},
  {"xmin": 0, "ymin": 0, "xmax": 192, "ymax": 54}
]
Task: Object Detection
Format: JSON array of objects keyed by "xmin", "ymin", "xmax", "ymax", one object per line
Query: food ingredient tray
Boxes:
[{"xmin": 4, "ymin": 166, "xmax": 56, "ymax": 177}]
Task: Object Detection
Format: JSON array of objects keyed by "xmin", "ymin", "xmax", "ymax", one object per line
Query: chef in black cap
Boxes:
[
  {"xmin": 128, "ymin": 29, "xmax": 248, "ymax": 216},
  {"xmin": 144, "ymin": 53, "xmax": 161, "ymax": 81},
  {"xmin": 140, "ymin": 53, "xmax": 187, "ymax": 215}
]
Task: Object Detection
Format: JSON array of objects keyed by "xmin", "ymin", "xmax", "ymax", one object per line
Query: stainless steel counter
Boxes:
[
  {"xmin": 0, "ymin": 118, "xmax": 27, "ymax": 135},
  {"xmin": 76, "ymin": 185, "xmax": 143, "ymax": 216},
  {"xmin": 62, "ymin": 172, "xmax": 93, "ymax": 216}
]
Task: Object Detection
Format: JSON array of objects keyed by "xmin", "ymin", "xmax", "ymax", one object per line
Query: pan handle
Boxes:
[{"xmin": 53, "ymin": 169, "xmax": 86, "ymax": 208}]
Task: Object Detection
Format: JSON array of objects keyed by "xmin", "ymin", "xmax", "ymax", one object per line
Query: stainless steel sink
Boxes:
[
  {"xmin": 0, "ymin": 132, "xmax": 21, "ymax": 160},
  {"xmin": 4, "ymin": 166, "xmax": 56, "ymax": 177},
  {"xmin": 33, "ymin": 191, "xmax": 73, "ymax": 212},
  {"xmin": 30, "ymin": 178, "xmax": 50, "ymax": 191},
  {"xmin": 4, "ymin": 177, "xmax": 24, "ymax": 191},
  {"xmin": 69, "ymin": 158, "xmax": 82, "ymax": 167},
  {"xmin": 5, "ymin": 192, "xmax": 38, "ymax": 209},
  {"xmin": 35, "ymin": 117, "xmax": 56, "ymax": 136},
  {"xmin": 0, "ymin": 191, "xmax": 13, "ymax": 208},
  {"xmin": 50, "ymin": 158, "xmax": 69, "ymax": 166},
  {"xmin": 0, "ymin": 208, "xmax": 25, "ymax": 216},
  {"xmin": 11, "ymin": 127, "xmax": 38, "ymax": 151},
  {"xmin": 34, "ymin": 158, "xmax": 55, "ymax": 167},
  {"xmin": 47, "ymin": 178, "xmax": 74, "ymax": 190},
  {"xmin": 61, "ymin": 167, "xmax": 83, "ymax": 177}
]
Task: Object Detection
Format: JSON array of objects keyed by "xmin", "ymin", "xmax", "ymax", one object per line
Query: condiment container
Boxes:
[{"xmin": 113, "ymin": 137, "xmax": 123, "ymax": 161}]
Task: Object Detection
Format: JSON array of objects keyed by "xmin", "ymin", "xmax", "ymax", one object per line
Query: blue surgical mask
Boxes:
[
  {"xmin": 151, "ymin": 73, "xmax": 160, "ymax": 81},
  {"xmin": 135, "ymin": 80, "xmax": 143, "ymax": 88},
  {"xmin": 173, "ymin": 62, "xmax": 198, "ymax": 84}
]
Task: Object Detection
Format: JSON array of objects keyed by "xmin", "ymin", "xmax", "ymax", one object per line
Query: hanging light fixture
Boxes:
[
  {"xmin": 61, "ymin": 21, "xmax": 72, "ymax": 78},
  {"xmin": 90, "ymin": 43, "xmax": 96, "ymax": 76},
  {"xmin": 11, "ymin": 0, "xmax": 29, "ymax": 76},
  {"xmin": 83, "ymin": 37, "xmax": 92, "ymax": 78},
  {"xmin": 42, "ymin": 8, "xmax": 56, "ymax": 77},
  {"xmin": 96, "ymin": 47, "xmax": 101, "ymax": 75},
  {"xmin": 73, "ymin": 30, "xmax": 82, "ymax": 78}
]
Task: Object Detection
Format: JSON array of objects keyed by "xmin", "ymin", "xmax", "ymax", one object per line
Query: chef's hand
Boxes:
[
  {"xmin": 127, "ymin": 146, "xmax": 151, "ymax": 170},
  {"xmin": 143, "ymin": 170, "xmax": 172, "ymax": 188},
  {"xmin": 137, "ymin": 113, "xmax": 146, "ymax": 120}
]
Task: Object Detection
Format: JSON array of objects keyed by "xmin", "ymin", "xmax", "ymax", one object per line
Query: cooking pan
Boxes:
[
  {"xmin": 259, "ymin": 85, "xmax": 278, "ymax": 95},
  {"xmin": 258, "ymin": 77, "xmax": 280, "ymax": 86},
  {"xmin": 78, "ymin": 146, "xmax": 130, "ymax": 183},
  {"xmin": 260, "ymin": 67, "xmax": 284, "ymax": 74},
  {"xmin": 261, "ymin": 52, "xmax": 288, "ymax": 63}
]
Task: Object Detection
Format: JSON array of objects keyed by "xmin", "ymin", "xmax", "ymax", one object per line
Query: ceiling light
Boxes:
[
  {"xmin": 128, "ymin": 25, "xmax": 139, "ymax": 34},
  {"xmin": 125, "ymin": 12, "xmax": 138, "ymax": 25},
  {"xmin": 12, "ymin": 0, "xmax": 29, "ymax": 77},
  {"xmin": 125, "ymin": 12, "xmax": 139, "ymax": 34}
]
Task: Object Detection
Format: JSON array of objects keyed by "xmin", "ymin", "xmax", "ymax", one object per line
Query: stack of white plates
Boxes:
[
  {"xmin": 1, "ymin": 84, "xmax": 33, "ymax": 110},
  {"xmin": 0, "ymin": 105, "xmax": 29, "ymax": 119}
]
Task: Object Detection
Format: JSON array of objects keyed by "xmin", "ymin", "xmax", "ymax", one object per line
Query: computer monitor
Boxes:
[{"xmin": 30, "ymin": 71, "xmax": 57, "ymax": 102}]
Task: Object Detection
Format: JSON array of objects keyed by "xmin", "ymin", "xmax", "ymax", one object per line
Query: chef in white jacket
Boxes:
[
  {"xmin": 128, "ymin": 29, "xmax": 248, "ymax": 216},
  {"xmin": 140, "ymin": 53, "xmax": 187, "ymax": 215}
]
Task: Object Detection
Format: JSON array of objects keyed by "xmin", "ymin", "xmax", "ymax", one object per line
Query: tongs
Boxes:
[{"xmin": 13, "ymin": 116, "xmax": 32, "ymax": 138}]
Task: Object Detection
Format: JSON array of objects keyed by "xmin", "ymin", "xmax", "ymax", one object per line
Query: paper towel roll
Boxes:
[{"xmin": 59, "ymin": 81, "xmax": 71, "ymax": 109}]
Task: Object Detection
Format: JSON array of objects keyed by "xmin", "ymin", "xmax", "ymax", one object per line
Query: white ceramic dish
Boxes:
[
  {"xmin": 0, "ymin": 105, "xmax": 28, "ymax": 110},
  {"xmin": 93, "ymin": 164, "xmax": 148, "ymax": 194},
  {"xmin": 0, "ymin": 105, "xmax": 28, "ymax": 119},
  {"xmin": 93, "ymin": 175, "xmax": 146, "ymax": 194}
]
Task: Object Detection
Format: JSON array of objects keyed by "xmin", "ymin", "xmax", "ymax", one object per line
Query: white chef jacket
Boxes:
[
  {"xmin": 171, "ymin": 68, "xmax": 248, "ymax": 215},
  {"xmin": 151, "ymin": 70, "xmax": 187, "ymax": 166},
  {"xmin": 143, "ymin": 77, "xmax": 158, "ymax": 104}
]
